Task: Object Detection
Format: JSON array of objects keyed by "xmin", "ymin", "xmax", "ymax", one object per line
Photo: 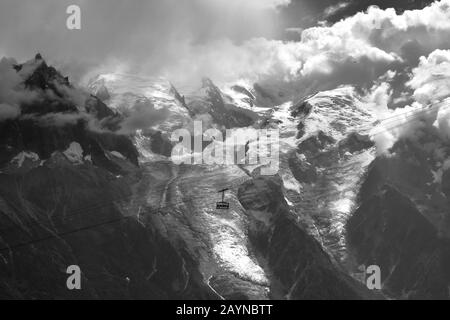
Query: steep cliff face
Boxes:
[
  {"xmin": 237, "ymin": 174, "xmax": 377, "ymax": 300},
  {"xmin": 186, "ymin": 78, "xmax": 259, "ymax": 129},
  {"xmin": 346, "ymin": 134, "xmax": 450, "ymax": 299},
  {"xmin": 348, "ymin": 184, "xmax": 450, "ymax": 299}
]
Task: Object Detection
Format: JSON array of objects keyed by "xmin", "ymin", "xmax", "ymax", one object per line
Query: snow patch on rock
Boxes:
[
  {"xmin": 110, "ymin": 151, "xmax": 126, "ymax": 159},
  {"xmin": 11, "ymin": 151, "xmax": 40, "ymax": 167},
  {"xmin": 63, "ymin": 142, "xmax": 84, "ymax": 164}
]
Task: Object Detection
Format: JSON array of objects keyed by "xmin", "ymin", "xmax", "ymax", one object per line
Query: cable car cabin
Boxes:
[
  {"xmin": 216, "ymin": 201, "xmax": 230, "ymax": 210},
  {"xmin": 216, "ymin": 188, "xmax": 230, "ymax": 210}
]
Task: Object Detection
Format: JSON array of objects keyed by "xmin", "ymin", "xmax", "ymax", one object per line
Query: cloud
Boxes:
[
  {"xmin": 362, "ymin": 78, "xmax": 394, "ymax": 116},
  {"xmin": 3, "ymin": 0, "xmax": 450, "ymax": 96},
  {"xmin": 213, "ymin": 0, "xmax": 450, "ymax": 112},
  {"xmin": 435, "ymin": 103, "xmax": 450, "ymax": 140},
  {"xmin": 0, "ymin": 57, "xmax": 21, "ymax": 103},
  {"xmin": 0, "ymin": 56, "xmax": 42, "ymax": 120},
  {"xmin": 118, "ymin": 99, "xmax": 169, "ymax": 134},
  {"xmin": 407, "ymin": 49, "xmax": 450, "ymax": 105},
  {"xmin": 0, "ymin": 0, "xmax": 290, "ymax": 85},
  {"xmin": 20, "ymin": 111, "xmax": 88, "ymax": 127},
  {"xmin": 0, "ymin": 103, "xmax": 20, "ymax": 120},
  {"xmin": 0, "ymin": 53, "xmax": 167, "ymax": 133},
  {"xmin": 139, "ymin": 1, "xmax": 450, "ymax": 99},
  {"xmin": 323, "ymin": 2, "xmax": 351, "ymax": 18},
  {"xmin": 393, "ymin": 48, "xmax": 450, "ymax": 144},
  {"xmin": 370, "ymin": 102, "xmax": 429, "ymax": 154},
  {"xmin": 255, "ymin": 1, "xmax": 450, "ymax": 98},
  {"xmin": 5, "ymin": 0, "xmax": 450, "ymax": 148},
  {"xmin": 362, "ymin": 45, "xmax": 450, "ymax": 153}
]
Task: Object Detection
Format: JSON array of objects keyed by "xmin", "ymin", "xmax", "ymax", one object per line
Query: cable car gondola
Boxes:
[{"xmin": 216, "ymin": 188, "xmax": 230, "ymax": 210}]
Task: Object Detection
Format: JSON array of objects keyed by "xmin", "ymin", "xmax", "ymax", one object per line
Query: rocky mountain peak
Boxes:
[
  {"xmin": 0, "ymin": 55, "xmax": 139, "ymax": 174},
  {"xmin": 22, "ymin": 54, "xmax": 70, "ymax": 92}
]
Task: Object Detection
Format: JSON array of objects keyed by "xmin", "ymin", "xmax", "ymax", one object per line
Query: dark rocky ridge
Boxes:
[
  {"xmin": 348, "ymin": 184, "xmax": 450, "ymax": 299},
  {"xmin": 347, "ymin": 137, "xmax": 450, "ymax": 299},
  {"xmin": 238, "ymin": 174, "xmax": 379, "ymax": 299}
]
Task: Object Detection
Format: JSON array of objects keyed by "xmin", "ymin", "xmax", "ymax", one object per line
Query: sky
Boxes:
[
  {"xmin": 0, "ymin": 0, "xmax": 292, "ymax": 84},
  {"xmin": 0, "ymin": 0, "xmax": 447, "ymax": 91},
  {"xmin": 0, "ymin": 0, "xmax": 374, "ymax": 83},
  {"xmin": 0, "ymin": 0, "xmax": 437, "ymax": 86}
]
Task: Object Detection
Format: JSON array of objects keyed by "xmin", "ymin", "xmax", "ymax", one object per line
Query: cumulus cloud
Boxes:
[
  {"xmin": 408, "ymin": 49, "xmax": 450, "ymax": 105},
  {"xmin": 137, "ymin": 0, "xmax": 450, "ymax": 101},
  {"xmin": 362, "ymin": 78, "xmax": 393, "ymax": 116},
  {"xmin": 370, "ymin": 102, "xmax": 430, "ymax": 154},
  {"xmin": 433, "ymin": 99, "xmax": 450, "ymax": 140},
  {"xmin": 387, "ymin": 47, "xmax": 450, "ymax": 145},
  {"xmin": 253, "ymin": 0, "xmax": 450, "ymax": 100},
  {"xmin": 355, "ymin": 46, "xmax": 450, "ymax": 154}
]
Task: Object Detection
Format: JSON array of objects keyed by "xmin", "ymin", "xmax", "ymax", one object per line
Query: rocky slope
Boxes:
[
  {"xmin": 237, "ymin": 174, "xmax": 378, "ymax": 299},
  {"xmin": 0, "ymin": 55, "xmax": 217, "ymax": 299},
  {"xmin": 347, "ymin": 129, "xmax": 450, "ymax": 299}
]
